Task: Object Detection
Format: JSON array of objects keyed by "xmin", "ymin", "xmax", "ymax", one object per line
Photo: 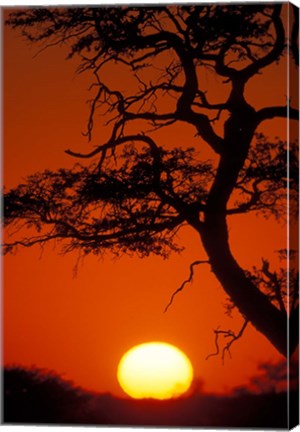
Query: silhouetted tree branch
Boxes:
[
  {"xmin": 206, "ymin": 320, "xmax": 249, "ymax": 363},
  {"xmin": 164, "ymin": 260, "xmax": 209, "ymax": 312},
  {"xmin": 4, "ymin": 4, "xmax": 299, "ymax": 358},
  {"xmin": 249, "ymin": 250, "xmax": 299, "ymax": 316}
]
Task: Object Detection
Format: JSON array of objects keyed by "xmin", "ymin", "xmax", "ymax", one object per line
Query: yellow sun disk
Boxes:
[{"xmin": 117, "ymin": 342, "xmax": 193, "ymax": 399}]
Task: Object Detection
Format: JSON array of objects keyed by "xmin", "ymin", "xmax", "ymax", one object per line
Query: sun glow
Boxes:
[{"xmin": 117, "ymin": 342, "xmax": 193, "ymax": 400}]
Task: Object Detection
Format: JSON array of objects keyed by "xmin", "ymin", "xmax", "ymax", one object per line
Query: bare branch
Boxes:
[
  {"xmin": 164, "ymin": 260, "xmax": 209, "ymax": 312},
  {"xmin": 255, "ymin": 106, "xmax": 299, "ymax": 125},
  {"xmin": 66, "ymin": 133, "xmax": 159, "ymax": 160},
  {"xmin": 163, "ymin": 8, "xmax": 186, "ymax": 36},
  {"xmin": 206, "ymin": 320, "xmax": 249, "ymax": 363}
]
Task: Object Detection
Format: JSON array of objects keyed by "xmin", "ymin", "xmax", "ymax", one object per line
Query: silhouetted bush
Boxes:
[{"xmin": 3, "ymin": 366, "xmax": 91, "ymax": 424}]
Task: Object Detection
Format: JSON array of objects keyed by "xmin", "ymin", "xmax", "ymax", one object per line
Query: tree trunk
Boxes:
[
  {"xmin": 200, "ymin": 214, "xmax": 288, "ymax": 357},
  {"xmin": 198, "ymin": 124, "xmax": 293, "ymax": 357}
]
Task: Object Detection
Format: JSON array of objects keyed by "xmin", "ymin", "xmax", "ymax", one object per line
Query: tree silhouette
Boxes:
[
  {"xmin": 4, "ymin": 5, "xmax": 299, "ymax": 357},
  {"xmin": 3, "ymin": 366, "xmax": 91, "ymax": 423}
]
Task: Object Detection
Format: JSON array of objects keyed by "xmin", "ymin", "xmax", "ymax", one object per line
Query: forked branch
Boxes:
[{"xmin": 206, "ymin": 320, "xmax": 249, "ymax": 363}]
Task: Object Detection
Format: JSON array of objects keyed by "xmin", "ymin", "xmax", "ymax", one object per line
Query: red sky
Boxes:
[{"xmin": 2, "ymin": 6, "xmax": 294, "ymax": 398}]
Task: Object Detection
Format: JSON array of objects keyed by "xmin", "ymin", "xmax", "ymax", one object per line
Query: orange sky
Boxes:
[{"xmin": 2, "ymin": 6, "xmax": 295, "ymax": 398}]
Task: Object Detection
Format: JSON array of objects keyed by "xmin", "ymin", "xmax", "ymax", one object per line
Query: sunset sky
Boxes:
[{"xmin": 2, "ymin": 5, "xmax": 295, "ymax": 399}]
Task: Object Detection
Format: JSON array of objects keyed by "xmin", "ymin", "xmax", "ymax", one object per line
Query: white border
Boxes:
[{"xmin": 1, "ymin": 1, "xmax": 299, "ymax": 432}]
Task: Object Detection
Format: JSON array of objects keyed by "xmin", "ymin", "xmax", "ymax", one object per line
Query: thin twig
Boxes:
[
  {"xmin": 164, "ymin": 260, "xmax": 209, "ymax": 312},
  {"xmin": 206, "ymin": 320, "xmax": 249, "ymax": 363}
]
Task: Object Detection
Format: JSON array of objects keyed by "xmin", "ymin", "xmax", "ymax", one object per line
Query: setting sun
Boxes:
[{"xmin": 117, "ymin": 342, "xmax": 193, "ymax": 400}]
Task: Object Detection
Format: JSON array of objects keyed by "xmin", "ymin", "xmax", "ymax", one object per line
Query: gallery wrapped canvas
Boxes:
[{"xmin": 2, "ymin": 1, "xmax": 299, "ymax": 429}]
